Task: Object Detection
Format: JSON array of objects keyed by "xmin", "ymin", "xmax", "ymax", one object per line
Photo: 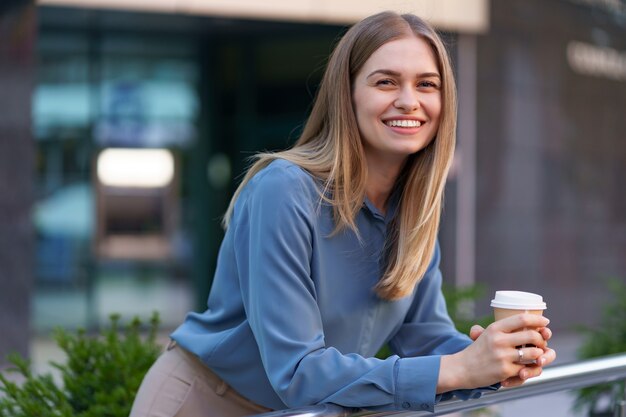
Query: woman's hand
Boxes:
[
  {"xmin": 437, "ymin": 314, "xmax": 555, "ymax": 393},
  {"xmin": 469, "ymin": 321, "xmax": 556, "ymax": 387}
]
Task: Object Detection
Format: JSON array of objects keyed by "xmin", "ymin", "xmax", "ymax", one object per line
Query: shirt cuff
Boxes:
[{"xmin": 394, "ymin": 355, "xmax": 441, "ymax": 412}]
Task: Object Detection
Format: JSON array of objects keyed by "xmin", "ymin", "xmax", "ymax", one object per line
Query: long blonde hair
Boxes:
[{"xmin": 224, "ymin": 11, "xmax": 457, "ymax": 300}]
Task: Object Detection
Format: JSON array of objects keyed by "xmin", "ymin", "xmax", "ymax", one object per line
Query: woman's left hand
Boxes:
[{"xmin": 469, "ymin": 325, "xmax": 557, "ymax": 387}]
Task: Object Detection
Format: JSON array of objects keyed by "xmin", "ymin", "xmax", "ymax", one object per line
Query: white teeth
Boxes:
[{"xmin": 386, "ymin": 119, "xmax": 422, "ymax": 128}]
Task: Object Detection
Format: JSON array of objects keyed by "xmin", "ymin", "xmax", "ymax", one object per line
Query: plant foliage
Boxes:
[
  {"xmin": 0, "ymin": 313, "xmax": 161, "ymax": 417},
  {"xmin": 442, "ymin": 283, "xmax": 492, "ymax": 335},
  {"xmin": 574, "ymin": 279, "xmax": 626, "ymax": 415}
]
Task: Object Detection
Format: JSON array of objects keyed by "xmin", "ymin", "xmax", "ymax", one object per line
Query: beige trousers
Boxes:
[{"xmin": 129, "ymin": 341, "xmax": 272, "ymax": 417}]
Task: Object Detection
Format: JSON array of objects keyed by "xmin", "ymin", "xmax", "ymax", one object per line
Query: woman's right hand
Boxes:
[{"xmin": 437, "ymin": 314, "xmax": 551, "ymax": 393}]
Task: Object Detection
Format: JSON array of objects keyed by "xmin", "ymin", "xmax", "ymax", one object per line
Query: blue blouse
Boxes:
[{"xmin": 171, "ymin": 159, "xmax": 494, "ymax": 412}]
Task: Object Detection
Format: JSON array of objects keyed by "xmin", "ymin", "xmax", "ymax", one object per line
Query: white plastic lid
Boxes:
[{"xmin": 490, "ymin": 290, "xmax": 547, "ymax": 310}]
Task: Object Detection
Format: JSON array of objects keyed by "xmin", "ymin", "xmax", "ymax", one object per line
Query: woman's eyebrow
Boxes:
[
  {"xmin": 366, "ymin": 69, "xmax": 441, "ymax": 79},
  {"xmin": 366, "ymin": 69, "xmax": 401, "ymax": 79}
]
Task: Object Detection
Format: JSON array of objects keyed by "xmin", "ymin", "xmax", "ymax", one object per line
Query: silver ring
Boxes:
[{"xmin": 517, "ymin": 348, "xmax": 524, "ymax": 362}]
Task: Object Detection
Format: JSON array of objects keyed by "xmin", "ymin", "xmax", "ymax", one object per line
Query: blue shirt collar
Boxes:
[{"xmin": 362, "ymin": 189, "xmax": 400, "ymax": 225}]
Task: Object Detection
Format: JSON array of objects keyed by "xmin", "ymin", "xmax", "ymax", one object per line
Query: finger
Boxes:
[
  {"xmin": 501, "ymin": 376, "xmax": 524, "ymax": 388},
  {"xmin": 514, "ymin": 347, "xmax": 544, "ymax": 364},
  {"xmin": 493, "ymin": 314, "xmax": 550, "ymax": 333},
  {"xmin": 469, "ymin": 325, "xmax": 484, "ymax": 341},
  {"xmin": 508, "ymin": 330, "xmax": 548, "ymax": 349},
  {"xmin": 538, "ymin": 348, "xmax": 557, "ymax": 367},
  {"xmin": 519, "ymin": 365, "xmax": 543, "ymax": 380},
  {"xmin": 539, "ymin": 327, "xmax": 552, "ymax": 341}
]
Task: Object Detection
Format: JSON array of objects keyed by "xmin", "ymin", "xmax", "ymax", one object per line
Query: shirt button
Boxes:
[
  {"xmin": 401, "ymin": 402, "xmax": 411, "ymax": 409},
  {"xmin": 420, "ymin": 403, "xmax": 430, "ymax": 410}
]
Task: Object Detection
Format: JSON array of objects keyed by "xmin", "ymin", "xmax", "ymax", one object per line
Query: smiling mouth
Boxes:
[{"xmin": 385, "ymin": 119, "xmax": 422, "ymax": 128}]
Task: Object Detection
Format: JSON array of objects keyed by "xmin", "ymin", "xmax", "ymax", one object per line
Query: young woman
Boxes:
[{"xmin": 130, "ymin": 11, "xmax": 556, "ymax": 417}]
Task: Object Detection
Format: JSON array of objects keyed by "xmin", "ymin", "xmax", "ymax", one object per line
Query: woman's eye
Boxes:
[
  {"xmin": 376, "ymin": 79, "xmax": 395, "ymax": 86},
  {"xmin": 418, "ymin": 81, "xmax": 440, "ymax": 89}
]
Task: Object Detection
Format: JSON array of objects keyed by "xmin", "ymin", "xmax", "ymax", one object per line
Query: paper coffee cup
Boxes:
[
  {"xmin": 490, "ymin": 291, "xmax": 547, "ymax": 364},
  {"xmin": 491, "ymin": 290, "xmax": 546, "ymax": 321}
]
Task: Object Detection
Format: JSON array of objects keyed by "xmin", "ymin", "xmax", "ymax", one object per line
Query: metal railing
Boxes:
[{"xmin": 254, "ymin": 352, "xmax": 626, "ymax": 417}]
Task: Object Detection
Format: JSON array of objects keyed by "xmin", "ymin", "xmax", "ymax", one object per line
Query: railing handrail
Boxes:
[{"xmin": 253, "ymin": 352, "xmax": 626, "ymax": 417}]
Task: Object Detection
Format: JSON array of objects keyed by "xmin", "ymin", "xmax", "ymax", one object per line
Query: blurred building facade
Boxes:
[
  {"xmin": 0, "ymin": 0, "xmax": 625, "ymax": 363},
  {"xmin": 469, "ymin": 0, "xmax": 626, "ymax": 323},
  {"xmin": 0, "ymin": 0, "xmax": 36, "ymax": 362}
]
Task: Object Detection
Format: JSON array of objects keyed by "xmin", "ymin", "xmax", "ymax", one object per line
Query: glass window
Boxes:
[{"xmin": 33, "ymin": 27, "xmax": 199, "ymax": 331}]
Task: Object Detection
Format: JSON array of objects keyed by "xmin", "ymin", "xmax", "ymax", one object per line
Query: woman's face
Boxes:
[{"xmin": 352, "ymin": 36, "xmax": 442, "ymax": 168}]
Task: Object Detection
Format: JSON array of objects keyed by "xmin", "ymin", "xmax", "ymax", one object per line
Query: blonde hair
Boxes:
[{"xmin": 224, "ymin": 11, "xmax": 457, "ymax": 300}]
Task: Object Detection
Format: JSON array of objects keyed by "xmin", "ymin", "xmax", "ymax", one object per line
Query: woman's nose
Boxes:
[{"xmin": 394, "ymin": 88, "xmax": 420, "ymax": 112}]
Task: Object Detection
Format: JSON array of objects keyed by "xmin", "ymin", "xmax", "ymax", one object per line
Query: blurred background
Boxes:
[{"xmin": 0, "ymin": 0, "xmax": 625, "ymax": 414}]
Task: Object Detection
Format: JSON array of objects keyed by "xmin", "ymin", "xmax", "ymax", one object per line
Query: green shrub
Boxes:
[
  {"xmin": 0, "ymin": 313, "xmax": 161, "ymax": 417},
  {"xmin": 574, "ymin": 279, "xmax": 626, "ymax": 415},
  {"xmin": 442, "ymin": 283, "xmax": 492, "ymax": 335}
]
